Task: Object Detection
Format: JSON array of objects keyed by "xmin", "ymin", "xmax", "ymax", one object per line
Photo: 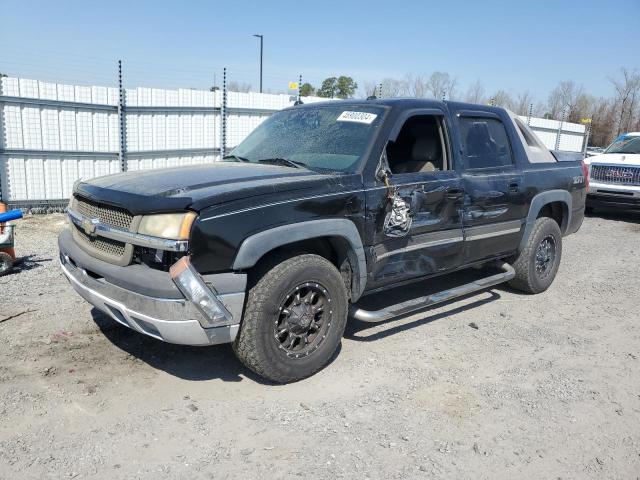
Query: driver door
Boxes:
[{"xmin": 365, "ymin": 110, "xmax": 465, "ymax": 290}]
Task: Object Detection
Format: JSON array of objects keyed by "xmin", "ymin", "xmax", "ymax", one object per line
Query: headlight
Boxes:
[{"xmin": 138, "ymin": 212, "xmax": 196, "ymax": 240}]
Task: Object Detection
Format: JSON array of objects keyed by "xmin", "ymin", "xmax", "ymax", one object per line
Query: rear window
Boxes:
[{"xmin": 459, "ymin": 117, "xmax": 513, "ymax": 169}]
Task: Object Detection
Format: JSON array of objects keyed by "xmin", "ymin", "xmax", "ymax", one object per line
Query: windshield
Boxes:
[
  {"xmin": 227, "ymin": 105, "xmax": 385, "ymax": 173},
  {"xmin": 604, "ymin": 134, "xmax": 640, "ymax": 154}
]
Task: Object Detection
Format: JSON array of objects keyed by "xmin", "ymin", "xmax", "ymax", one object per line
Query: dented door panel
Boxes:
[{"xmin": 365, "ymin": 171, "xmax": 464, "ymax": 289}]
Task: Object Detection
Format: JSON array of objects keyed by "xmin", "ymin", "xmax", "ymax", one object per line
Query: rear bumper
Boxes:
[{"xmin": 58, "ymin": 229, "xmax": 245, "ymax": 346}]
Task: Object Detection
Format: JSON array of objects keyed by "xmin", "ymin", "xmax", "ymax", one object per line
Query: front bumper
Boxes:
[
  {"xmin": 59, "ymin": 229, "xmax": 245, "ymax": 346},
  {"xmin": 587, "ymin": 182, "xmax": 640, "ymax": 211}
]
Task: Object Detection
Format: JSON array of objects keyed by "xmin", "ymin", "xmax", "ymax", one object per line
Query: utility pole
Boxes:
[{"xmin": 253, "ymin": 34, "xmax": 263, "ymax": 93}]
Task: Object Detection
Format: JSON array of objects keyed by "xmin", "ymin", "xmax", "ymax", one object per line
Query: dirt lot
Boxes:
[{"xmin": 1, "ymin": 212, "xmax": 639, "ymax": 479}]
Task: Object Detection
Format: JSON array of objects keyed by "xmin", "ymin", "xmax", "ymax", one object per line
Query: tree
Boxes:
[
  {"xmin": 380, "ymin": 77, "xmax": 407, "ymax": 98},
  {"xmin": 209, "ymin": 86, "xmax": 220, "ymax": 92},
  {"xmin": 317, "ymin": 76, "xmax": 358, "ymax": 99},
  {"xmin": 489, "ymin": 90, "xmax": 514, "ymax": 110},
  {"xmin": 336, "ymin": 76, "xmax": 357, "ymax": 99},
  {"xmin": 589, "ymin": 97, "xmax": 616, "ymax": 147},
  {"xmin": 299, "ymin": 82, "xmax": 315, "ymax": 97},
  {"xmin": 403, "ymin": 73, "xmax": 427, "ymax": 98},
  {"xmin": 317, "ymin": 77, "xmax": 337, "ymax": 98},
  {"xmin": 610, "ymin": 68, "xmax": 640, "ymax": 136},
  {"xmin": 363, "ymin": 80, "xmax": 379, "ymax": 98},
  {"xmin": 547, "ymin": 80, "xmax": 584, "ymax": 121},
  {"xmin": 464, "ymin": 79, "xmax": 485, "ymax": 104},
  {"xmin": 515, "ymin": 91, "xmax": 535, "ymax": 116},
  {"xmin": 227, "ymin": 81, "xmax": 252, "ymax": 93},
  {"xmin": 0, "ymin": 73, "xmax": 7, "ymax": 78},
  {"xmin": 425, "ymin": 71, "xmax": 457, "ymax": 100}
]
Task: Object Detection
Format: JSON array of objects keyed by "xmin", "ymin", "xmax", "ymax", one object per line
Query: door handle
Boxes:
[
  {"xmin": 508, "ymin": 182, "xmax": 519, "ymax": 193},
  {"xmin": 445, "ymin": 188, "xmax": 464, "ymax": 199}
]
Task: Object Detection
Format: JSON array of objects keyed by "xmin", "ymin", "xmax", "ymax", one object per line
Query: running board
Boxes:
[{"xmin": 350, "ymin": 262, "xmax": 515, "ymax": 323}]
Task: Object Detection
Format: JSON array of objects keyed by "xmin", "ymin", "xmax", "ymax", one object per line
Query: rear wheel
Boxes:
[
  {"xmin": 233, "ymin": 254, "xmax": 348, "ymax": 383},
  {"xmin": 508, "ymin": 217, "xmax": 562, "ymax": 294}
]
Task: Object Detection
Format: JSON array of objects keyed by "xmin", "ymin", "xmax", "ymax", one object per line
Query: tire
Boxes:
[
  {"xmin": 508, "ymin": 217, "xmax": 562, "ymax": 294},
  {"xmin": 0, "ymin": 252, "xmax": 14, "ymax": 277},
  {"xmin": 584, "ymin": 206, "xmax": 594, "ymax": 215},
  {"xmin": 233, "ymin": 254, "xmax": 348, "ymax": 383}
]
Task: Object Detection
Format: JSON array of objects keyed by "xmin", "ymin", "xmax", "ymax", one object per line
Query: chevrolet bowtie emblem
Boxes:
[{"xmin": 82, "ymin": 218, "xmax": 100, "ymax": 237}]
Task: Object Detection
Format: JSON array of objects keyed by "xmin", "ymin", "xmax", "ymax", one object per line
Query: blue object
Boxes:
[{"xmin": 0, "ymin": 209, "xmax": 23, "ymax": 223}]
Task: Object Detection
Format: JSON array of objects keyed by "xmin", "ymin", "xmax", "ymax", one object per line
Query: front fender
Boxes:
[{"xmin": 232, "ymin": 219, "xmax": 367, "ymax": 301}]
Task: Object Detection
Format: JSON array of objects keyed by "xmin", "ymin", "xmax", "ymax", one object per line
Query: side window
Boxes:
[
  {"xmin": 459, "ymin": 117, "xmax": 513, "ymax": 169},
  {"xmin": 386, "ymin": 115, "xmax": 449, "ymax": 175}
]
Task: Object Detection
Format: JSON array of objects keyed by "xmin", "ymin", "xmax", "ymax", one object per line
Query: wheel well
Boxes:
[
  {"xmin": 247, "ymin": 237, "xmax": 355, "ymax": 298},
  {"xmin": 537, "ymin": 201, "xmax": 566, "ymax": 231}
]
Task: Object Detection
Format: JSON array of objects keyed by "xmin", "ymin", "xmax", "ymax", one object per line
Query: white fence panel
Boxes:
[
  {"xmin": 520, "ymin": 115, "xmax": 586, "ymax": 152},
  {"xmin": 1, "ymin": 75, "xmax": 586, "ymax": 204}
]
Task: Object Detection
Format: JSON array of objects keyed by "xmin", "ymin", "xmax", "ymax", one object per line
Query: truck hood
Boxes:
[
  {"xmin": 74, "ymin": 162, "xmax": 340, "ymax": 215},
  {"xmin": 584, "ymin": 153, "xmax": 640, "ymax": 166}
]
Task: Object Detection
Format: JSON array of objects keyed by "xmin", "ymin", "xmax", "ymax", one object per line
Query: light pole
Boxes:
[{"xmin": 253, "ymin": 34, "xmax": 263, "ymax": 93}]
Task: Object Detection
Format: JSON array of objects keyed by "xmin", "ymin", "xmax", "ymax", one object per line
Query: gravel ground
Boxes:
[{"xmin": 1, "ymin": 211, "xmax": 639, "ymax": 479}]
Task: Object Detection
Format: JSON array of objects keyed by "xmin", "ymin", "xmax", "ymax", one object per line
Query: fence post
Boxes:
[
  {"xmin": 117, "ymin": 60, "xmax": 127, "ymax": 172},
  {"xmin": 220, "ymin": 67, "xmax": 227, "ymax": 157},
  {"xmin": 378, "ymin": 83, "xmax": 383, "ymax": 98},
  {"xmin": 555, "ymin": 107, "xmax": 566, "ymax": 151},
  {"xmin": 582, "ymin": 121, "xmax": 591, "ymax": 156},
  {"xmin": 527, "ymin": 103, "xmax": 533, "ymax": 125},
  {"xmin": 297, "ymin": 74, "xmax": 302, "ymax": 103}
]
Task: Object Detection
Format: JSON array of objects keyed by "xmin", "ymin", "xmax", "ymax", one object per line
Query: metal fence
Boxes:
[{"xmin": 0, "ymin": 75, "xmax": 587, "ymax": 209}]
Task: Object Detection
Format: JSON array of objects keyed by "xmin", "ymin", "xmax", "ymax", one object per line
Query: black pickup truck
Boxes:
[{"xmin": 59, "ymin": 99, "xmax": 587, "ymax": 382}]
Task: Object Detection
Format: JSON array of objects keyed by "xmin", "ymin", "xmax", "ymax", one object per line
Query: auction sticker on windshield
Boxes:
[{"xmin": 336, "ymin": 111, "xmax": 378, "ymax": 124}]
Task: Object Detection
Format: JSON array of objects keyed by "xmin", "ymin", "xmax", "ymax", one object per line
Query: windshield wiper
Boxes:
[
  {"xmin": 257, "ymin": 157, "xmax": 308, "ymax": 170},
  {"xmin": 222, "ymin": 154, "xmax": 251, "ymax": 163}
]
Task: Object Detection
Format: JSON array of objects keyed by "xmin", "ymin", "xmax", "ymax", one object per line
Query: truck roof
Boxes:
[{"xmin": 295, "ymin": 97, "xmax": 505, "ymax": 114}]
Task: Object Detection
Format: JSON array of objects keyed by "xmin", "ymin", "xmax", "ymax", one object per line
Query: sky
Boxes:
[{"xmin": 1, "ymin": 0, "xmax": 638, "ymax": 102}]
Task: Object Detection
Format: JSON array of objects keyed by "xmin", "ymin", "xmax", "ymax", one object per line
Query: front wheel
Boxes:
[
  {"xmin": 233, "ymin": 254, "xmax": 348, "ymax": 383},
  {"xmin": 508, "ymin": 217, "xmax": 562, "ymax": 294}
]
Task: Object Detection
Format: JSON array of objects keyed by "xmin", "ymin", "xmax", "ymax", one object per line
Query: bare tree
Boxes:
[
  {"xmin": 514, "ymin": 91, "xmax": 535, "ymax": 116},
  {"xmin": 547, "ymin": 80, "xmax": 584, "ymax": 121},
  {"xmin": 490, "ymin": 90, "xmax": 514, "ymax": 110},
  {"xmin": 403, "ymin": 73, "xmax": 427, "ymax": 98},
  {"xmin": 227, "ymin": 81, "xmax": 252, "ymax": 93},
  {"xmin": 361, "ymin": 81, "xmax": 379, "ymax": 98},
  {"xmin": 610, "ymin": 68, "xmax": 640, "ymax": 136},
  {"xmin": 464, "ymin": 79, "xmax": 485, "ymax": 104},
  {"xmin": 380, "ymin": 77, "xmax": 408, "ymax": 98},
  {"xmin": 589, "ymin": 97, "xmax": 616, "ymax": 146},
  {"xmin": 425, "ymin": 71, "xmax": 457, "ymax": 100}
]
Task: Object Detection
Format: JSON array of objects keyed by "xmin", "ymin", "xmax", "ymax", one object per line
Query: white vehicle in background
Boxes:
[
  {"xmin": 584, "ymin": 132, "xmax": 640, "ymax": 212},
  {"xmin": 585, "ymin": 146, "xmax": 605, "ymax": 157}
]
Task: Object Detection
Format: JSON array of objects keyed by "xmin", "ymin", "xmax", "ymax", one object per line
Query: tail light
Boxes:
[{"xmin": 581, "ymin": 161, "xmax": 589, "ymax": 189}]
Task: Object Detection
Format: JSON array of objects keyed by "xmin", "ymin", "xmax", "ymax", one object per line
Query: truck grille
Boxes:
[
  {"xmin": 74, "ymin": 224, "xmax": 127, "ymax": 258},
  {"xmin": 71, "ymin": 195, "xmax": 134, "ymax": 264},
  {"xmin": 590, "ymin": 165, "xmax": 640, "ymax": 187},
  {"xmin": 74, "ymin": 196, "xmax": 133, "ymax": 231}
]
